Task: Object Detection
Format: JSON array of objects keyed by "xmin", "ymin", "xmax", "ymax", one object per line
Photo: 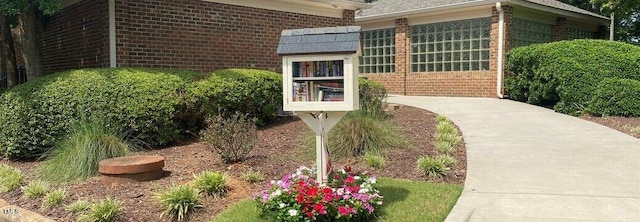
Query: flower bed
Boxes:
[{"xmin": 255, "ymin": 166, "xmax": 383, "ymax": 221}]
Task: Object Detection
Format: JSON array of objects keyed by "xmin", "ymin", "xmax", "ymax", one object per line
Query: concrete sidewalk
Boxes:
[{"xmin": 386, "ymin": 96, "xmax": 640, "ymax": 222}]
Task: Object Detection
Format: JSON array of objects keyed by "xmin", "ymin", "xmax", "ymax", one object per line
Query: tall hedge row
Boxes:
[
  {"xmin": 505, "ymin": 40, "xmax": 640, "ymax": 114},
  {"xmin": 0, "ymin": 68, "xmax": 282, "ymax": 159}
]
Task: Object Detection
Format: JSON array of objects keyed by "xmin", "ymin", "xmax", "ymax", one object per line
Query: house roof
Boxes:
[
  {"xmin": 277, "ymin": 26, "xmax": 362, "ymax": 55},
  {"xmin": 356, "ymin": 0, "xmax": 608, "ymax": 22}
]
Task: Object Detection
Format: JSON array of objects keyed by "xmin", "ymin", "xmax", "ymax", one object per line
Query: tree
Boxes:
[
  {"xmin": 0, "ymin": 14, "xmax": 17, "ymax": 88},
  {"xmin": 590, "ymin": 0, "xmax": 640, "ymax": 15},
  {"xmin": 0, "ymin": 0, "xmax": 60, "ymax": 82}
]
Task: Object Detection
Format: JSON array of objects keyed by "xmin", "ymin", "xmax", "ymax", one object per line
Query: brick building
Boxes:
[
  {"xmin": 355, "ymin": 0, "xmax": 610, "ymax": 97},
  {"xmin": 36, "ymin": 0, "xmax": 367, "ymax": 75}
]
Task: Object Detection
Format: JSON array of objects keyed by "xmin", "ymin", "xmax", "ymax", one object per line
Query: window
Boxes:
[
  {"xmin": 566, "ymin": 27, "xmax": 594, "ymax": 40},
  {"xmin": 410, "ymin": 17, "xmax": 491, "ymax": 72},
  {"xmin": 512, "ymin": 18, "xmax": 554, "ymax": 48},
  {"xmin": 359, "ymin": 28, "xmax": 395, "ymax": 74}
]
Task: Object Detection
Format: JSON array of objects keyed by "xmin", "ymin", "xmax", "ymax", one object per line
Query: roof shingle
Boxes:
[{"xmin": 277, "ymin": 26, "xmax": 361, "ymax": 55}]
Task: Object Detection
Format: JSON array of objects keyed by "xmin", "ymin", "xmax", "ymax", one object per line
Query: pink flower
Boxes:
[
  {"xmin": 338, "ymin": 206, "xmax": 352, "ymax": 216},
  {"xmin": 344, "ymin": 176, "xmax": 355, "ymax": 184},
  {"xmin": 313, "ymin": 204, "xmax": 327, "ymax": 215}
]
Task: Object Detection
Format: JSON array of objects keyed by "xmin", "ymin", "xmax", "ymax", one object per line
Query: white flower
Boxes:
[
  {"xmin": 376, "ymin": 201, "xmax": 383, "ymax": 205},
  {"xmin": 336, "ymin": 188, "xmax": 344, "ymax": 195},
  {"xmin": 279, "ymin": 203, "xmax": 286, "ymax": 208},
  {"xmin": 273, "ymin": 189, "xmax": 282, "ymax": 197},
  {"xmin": 270, "ymin": 180, "xmax": 276, "ymax": 184},
  {"xmin": 358, "ymin": 188, "xmax": 369, "ymax": 194},
  {"xmin": 367, "ymin": 177, "xmax": 377, "ymax": 184},
  {"xmin": 339, "ymin": 169, "xmax": 346, "ymax": 174},
  {"xmin": 354, "ymin": 176, "xmax": 361, "ymax": 180},
  {"xmin": 288, "ymin": 209, "xmax": 298, "ymax": 216}
]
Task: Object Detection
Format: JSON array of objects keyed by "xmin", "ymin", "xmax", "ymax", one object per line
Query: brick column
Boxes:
[
  {"xmin": 490, "ymin": 5, "xmax": 512, "ymax": 97},
  {"xmin": 342, "ymin": 10, "xmax": 355, "ymax": 26},
  {"xmin": 395, "ymin": 18, "xmax": 408, "ymax": 95},
  {"xmin": 554, "ymin": 17, "xmax": 567, "ymax": 41}
]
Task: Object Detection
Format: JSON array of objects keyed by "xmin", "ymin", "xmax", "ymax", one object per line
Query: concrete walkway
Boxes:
[{"xmin": 386, "ymin": 96, "xmax": 640, "ymax": 222}]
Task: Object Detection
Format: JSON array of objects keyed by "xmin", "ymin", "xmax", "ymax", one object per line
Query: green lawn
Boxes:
[{"xmin": 211, "ymin": 178, "xmax": 462, "ymax": 222}]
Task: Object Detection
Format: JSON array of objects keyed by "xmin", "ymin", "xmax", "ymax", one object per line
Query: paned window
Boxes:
[
  {"xmin": 566, "ymin": 27, "xmax": 595, "ymax": 40},
  {"xmin": 512, "ymin": 18, "xmax": 554, "ymax": 48},
  {"xmin": 410, "ymin": 17, "xmax": 491, "ymax": 72},
  {"xmin": 360, "ymin": 28, "xmax": 395, "ymax": 73}
]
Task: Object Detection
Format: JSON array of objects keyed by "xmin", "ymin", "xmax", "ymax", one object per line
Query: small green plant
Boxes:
[
  {"xmin": 42, "ymin": 188, "xmax": 67, "ymax": 209},
  {"xmin": 434, "ymin": 132, "xmax": 462, "ymax": 147},
  {"xmin": 417, "ymin": 156, "xmax": 449, "ymax": 178},
  {"xmin": 0, "ymin": 164, "xmax": 23, "ymax": 193},
  {"xmin": 630, "ymin": 127, "xmax": 640, "ymax": 134},
  {"xmin": 242, "ymin": 169, "xmax": 264, "ymax": 183},
  {"xmin": 66, "ymin": 199, "xmax": 92, "ymax": 213},
  {"xmin": 22, "ymin": 180, "xmax": 49, "ymax": 199},
  {"xmin": 78, "ymin": 198, "xmax": 123, "ymax": 222},
  {"xmin": 38, "ymin": 118, "xmax": 129, "ymax": 183},
  {"xmin": 193, "ymin": 170, "xmax": 230, "ymax": 196},
  {"xmin": 200, "ymin": 112, "xmax": 257, "ymax": 164},
  {"xmin": 363, "ymin": 153, "xmax": 386, "ymax": 169},
  {"xmin": 436, "ymin": 121, "xmax": 457, "ymax": 135},
  {"xmin": 435, "ymin": 141, "xmax": 454, "ymax": 155},
  {"xmin": 438, "ymin": 154, "xmax": 458, "ymax": 167},
  {"xmin": 156, "ymin": 185, "xmax": 201, "ymax": 221},
  {"xmin": 436, "ymin": 115, "xmax": 447, "ymax": 122}
]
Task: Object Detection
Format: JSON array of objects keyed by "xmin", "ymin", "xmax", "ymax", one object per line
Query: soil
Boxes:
[
  {"xmin": 0, "ymin": 105, "xmax": 466, "ymax": 221},
  {"xmin": 581, "ymin": 115, "xmax": 640, "ymax": 139}
]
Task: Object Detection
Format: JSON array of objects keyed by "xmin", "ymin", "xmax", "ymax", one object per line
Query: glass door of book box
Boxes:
[{"xmin": 291, "ymin": 60, "xmax": 344, "ymax": 102}]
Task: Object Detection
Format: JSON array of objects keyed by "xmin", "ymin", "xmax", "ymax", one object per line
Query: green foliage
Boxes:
[
  {"xmin": 588, "ymin": 78, "xmax": 640, "ymax": 117},
  {"xmin": 438, "ymin": 154, "xmax": 458, "ymax": 167},
  {"xmin": 193, "ymin": 170, "xmax": 230, "ymax": 196},
  {"xmin": 0, "ymin": 164, "xmax": 23, "ymax": 192},
  {"xmin": 42, "ymin": 188, "xmax": 66, "ymax": 209},
  {"xmin": 66, "ymin": 199, "xmax": 92, "ymax": 213},
  {"xmin": 78, "ymin": 198, "xmax": 123, "ymax": 222},
  {"xmin": 318, "ymin": 111, "xmax": 409, "ymax": 158},
  {"xmin": 434, "ymin": 133, "xmax": 462, "ymax": 147},
  {"xmin": 21, "ymin": 180, "xmax": 49, "ymax": 199},
  {"xmin": 417, "ymin": 155, "xmax": 456, "ymax": 178},
  {"xmin": 590, "ymin": 0, "xmax": 640, "ymax": 14},
  {"xmin": 436, "ymin": 121, "xmax": 457, "ymax": 135},
  {"xmin": 435, "ymin": 141, "xmax": 455, "ymax": 155},
  {"xmin": 436, "ymin": 115, "xmax": 447, "ymax": 122},
  {"xmin": 363, "ymin": 153, "xmax": 386, "ymax": 169},
  {"xmin": 505, "ymin": 40, "xmax": 640, "ymax": 115},
  {"xmin": 243, "ymin": 169, "xmax": 264, "ymax": 183},
  {"xmin": 38, "ymin": 119, "xmax": 129, "ymax": 183},
  {"xmin": 358, "ymin": 78, "xmax": 388, "ymax": 118},
  {"xmin": 0, "ymin": 0, "xmax": 61, "ymax": 16},
  {"xmin": 156, "ymin": 185, "xmax": 202, "ymax": 222},
  {"xmin": 187, "ymin": 69, "xmax": 282, "ymax": 126},
  {"xmin": 200, "ymin": 112, "xmax": 257, "ymax": 164}
]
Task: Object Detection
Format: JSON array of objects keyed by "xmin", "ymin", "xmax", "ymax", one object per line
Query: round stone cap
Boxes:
[{"xmin": 99, "ymin": 155, "xmax": 165, "ymax": 175}]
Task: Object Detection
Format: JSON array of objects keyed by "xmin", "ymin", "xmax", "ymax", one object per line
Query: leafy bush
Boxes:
[
  {"xmin": 505, "ymin": 40, "xmax": 640, "ymax": 114},
  {"xmin": 193, "ymin": 170, "xmax": 230, "ymax": 196},
  {"xmin": 588, "ymin": 78, "xmax": 640, "ymax": 117},
  {"xmin": 243, "ymin": 169, "xmax": 264, "ymax": 183},
  {"xmin": 156, "ymin": 185, "xmax": 201, "ymax": 222},
  {"xmin": 359, "ymin": 78, "xmax": 388, "ymax": 118},
  {"xmin": 0, "ymin": 164, "xmax": 23, "ymax": 193},
  {"xmin": 417, "ymin": 156, "xmax": 454, "ymax": 178},
  {"xmin": 22, "ymin": 180, "xmax": 49, "ymax": 199},
  {"xmin": 200, "ymin": 112, "xmax": 257, "ymax": 164},
  {"xmin": 42, "ymin": 188, "xmax": 67, "ymax": 209},
  {"xmin": 187, "ymin": 69, "xmax": 282, "ymax": 126},
  {"xmin": 363, "ymin": 153, "xmax": 386, "ymax": 169},
  {"xmin": 78, "ymin": 198, "xmax": 123, "ymax": 222},
  {"xmin": 66, "ymin": 199, "xmax": 92, "ymax": 213},
  {"xmin": 38, "ymin": 119, "xmax": 129, "ymax": 183}
]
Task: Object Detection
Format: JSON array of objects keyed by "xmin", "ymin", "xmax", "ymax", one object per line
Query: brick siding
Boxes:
[
  {"xmin": 114, "ymin": 0, "xmax": 355, "ymax": 72},
  {"xmin": 38, "ymin": 0, "xmax": 109, "ymax": 74}
]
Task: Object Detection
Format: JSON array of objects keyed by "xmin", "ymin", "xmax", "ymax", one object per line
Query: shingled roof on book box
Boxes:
[{"xmin": 277, "ymin": 26, "xmax": 361, "ymax": 55}]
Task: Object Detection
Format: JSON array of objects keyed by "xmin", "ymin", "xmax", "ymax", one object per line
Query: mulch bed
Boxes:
[
  {"xmin": 581, "ymin": 115, "xmax": 640, "ymax": 139},
  {"xmin": 0, "ymin": 105, "xmax": 466, "ymax": 221}
]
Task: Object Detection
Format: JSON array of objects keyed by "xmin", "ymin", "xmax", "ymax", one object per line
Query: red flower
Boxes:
[
  {"xmin": 344, "ymin": 176, "xmax": 355, "ymax": 184},
  {"xmin": 306, "ymin": 211, "xmax": 315, "ymax": 218},
  {"xmin": 338, "ymin": 206, "xmax": 351, "ymax": 216},
  {"xmin": 347, "ymin": 185, "xmax": 360, "ymax": 193},
  {"xmin": 313, "ymin": 204, "xmax": 327, "ymax": 215},
  {"xmin": 296, "ymin": 194, "xmax": 305, "ymax": 203},
  {"xmin": 306, "ymin": 187, "xmax": 318, "ymax": 196},
  {"xmin": 345, "ymin": 166, "xmax": 352, "ymax": 172},
  {"xmin": 323, "ymin": 187, "xmax": 332, "ymax": 194}
]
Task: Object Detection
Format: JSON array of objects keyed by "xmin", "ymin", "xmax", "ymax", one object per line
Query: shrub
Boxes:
[
  {"xmin": 417, "ymin": 156, "xmax": 451, "ymax": 178},
  {"xmin": 22, "ymin": 180, "xmax": 49, "ymax": 199},
  {"xmin": 243, "ymin": 169, "xmax": 264, "ymax": 183},
  {"xmin": 186, "ymin": 69, "xmax": 282, "ymax": 126},
  {"xmin": 66, "ymin": 200, "xmax": 92, "ymax": 213},
  {"xmin": 0, "ymin": 164, "xmax": 23, "ymax": 193},
  {"xmin": 156, "ymin": 185, "xmax": 201, "ymax": 222},
  {"xmin": 436, "ymin": 121, "xmax": 457, "ymax": 135},
  {"xmin": 38, "ymin": 119, "xmax": 129, "ymax": 183},
  {"xmin": 42, "ymin": 188, "xmax": 67, "ymax": 209},
  {"xmin": 505, "ymin": 40, "xmax": 640, "ymax": 114},
  {"xmin": 588, "ymin": 78, "xmax": 640, "ymax": 117},
  {"xmin": 438, "ymin": 154, "xmax": 458, "ymax": 167},
  {"xmin": 255, "ymin": 166, "xmax": 382, "ymax": 221},
  {"xmin": 200, "ymin": 112, "xmax": 257, "ymax": 164},
  {"xmin": 78, "ymin": 198, "xmax": 123, "ymax": 222},
  {"xmin": 193, "ymin": 170, "xmax": 230, "ymax": 196},
  {"xmin": 317, "ymin": 111, "xmax": 409, "ymax": 158},
  {"xmin": 363, "ymin": 153, "xmax": 386, "ymax": 169},
  {"xmin": 435, "ymin": 141, "xmax": 455, "ymax": 155},
  {"xmin": 359, "ymin": 78, "xmax": 388, "ymax": 118},
  {"xmin": 434, "ymin": 132, "xmax": 462, "ymax": 147}
]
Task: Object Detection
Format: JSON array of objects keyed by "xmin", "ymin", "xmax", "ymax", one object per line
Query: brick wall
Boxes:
[
  {"xmin": 363, "ymin": 18, "xmax": 407, "ymax": 95},
  {"xmin": 114, "ymin": 0, "xmax": 354, "ymax": 72},
  {"xmin": 553, "ymin": 17, "xmax": 567, "ymax": 40},
  {"xmin": 38, "ymin": 0, "xmax": 109, "ymax": 74}
]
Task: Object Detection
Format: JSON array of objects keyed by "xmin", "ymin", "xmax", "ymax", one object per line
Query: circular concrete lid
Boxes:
[{"xmin": 99, "ymin": 155, "xmax": 165, "ymax": 175}]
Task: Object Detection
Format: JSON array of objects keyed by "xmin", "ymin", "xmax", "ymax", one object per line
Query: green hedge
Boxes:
[
  {"xmin": 505, "ymin": 40, "xmax": 640, "ymax": 114},
  {"xmin": 358, "ymin": 78, "xmax": 388, "ymax": 118},
  {"xmin": 0, "ymin": 68, "xmax": 282, "ymax": 159},
  {"xmin": 588, "ymin": 78, "xmax": 640, "ymax": 117}
]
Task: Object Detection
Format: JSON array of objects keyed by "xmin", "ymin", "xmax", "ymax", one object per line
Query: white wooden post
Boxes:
[{"xmin": 298, "ymin": 111, "xmax": 346, "ymax": 184}]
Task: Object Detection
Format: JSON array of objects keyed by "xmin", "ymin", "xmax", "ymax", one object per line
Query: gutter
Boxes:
[
  {"xmin": 496, "ymin": 2, "xmax": 505, "ymax": 99},
  {"xmin": 356, "ymin": 0, "xmax": 497, "ymax": 22}
]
